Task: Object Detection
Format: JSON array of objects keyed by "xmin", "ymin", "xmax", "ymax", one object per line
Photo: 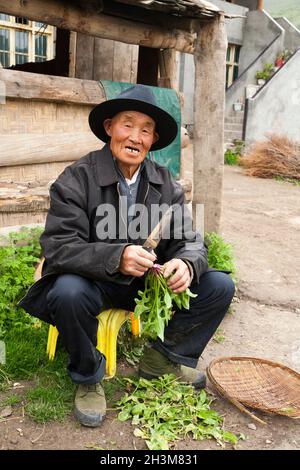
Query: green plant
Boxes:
[
  {"xmin": 205, "ymin": 232, "xmax": 236, "ymax": 282},
  {"xmin": 224, "ymin": 140, "xmax": 245, "ymax": 166},
  {"xmin": 274, "ymin": 176, "xmax": 300, "ymax": 186},
  {"xmin": 0, "ymin": 227, "xmax": 44, "ymax": 336},
  {"xmin": 134, "ymin": 264, "xmax": 197, "ymax": 341},
  {"xmin": 213, "ymin": 328, "xmax": 226, "ymax": 343},
  {"xmin": 233, "ymin": 139, "xmax": 245, "ymax": 156},
  {"xmin": 224, "ymin": 149, "xmax": 240, "ymax": 165},
  {"xmin": 117, "ymin": 320, "xmax": 146, "ymax": 366},
  {"xmin": 116, "ymin": 375, "xmax": 238, "ymax": 450},
  {"xmin": 255, "ymin": 63, "xmax": 275, "ymax": 81},
  {"xmin": 275, "ymin": 49, "xmax": 291, "ymax": 65}
]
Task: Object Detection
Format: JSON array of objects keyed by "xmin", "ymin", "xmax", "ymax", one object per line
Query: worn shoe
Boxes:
[
  {"xmin": 74, "ymin": 383, "xmax": 106, "ymax": 427},
  {"xmin": 139, "ymin": 346, "xmax": 206, "ymax": 389}
]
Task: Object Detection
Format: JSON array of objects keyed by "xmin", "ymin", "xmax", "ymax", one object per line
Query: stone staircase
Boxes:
[{"xmin": 224, "ymin": 111, "xmax": 244, "ymax": 149}]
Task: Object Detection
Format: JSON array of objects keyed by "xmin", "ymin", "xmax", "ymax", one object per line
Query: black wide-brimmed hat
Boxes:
[{"xmin": 88, "ymin": 84, "xmax": 178, "ymax": 151}]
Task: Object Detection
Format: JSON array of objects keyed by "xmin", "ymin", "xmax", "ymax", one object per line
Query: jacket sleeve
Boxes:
[
  {"xmin": 40, "ymin": 166, "xmax": 132, "ymax": 283},
  {"xmin": 161, "ymin": 180, "xmax": 208, "ymax": 284}
]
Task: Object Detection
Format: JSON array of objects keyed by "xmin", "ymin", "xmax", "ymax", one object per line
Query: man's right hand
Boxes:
[{"xmin": 119, "ymin": 245, "xmax": 156, "ymax": 277}]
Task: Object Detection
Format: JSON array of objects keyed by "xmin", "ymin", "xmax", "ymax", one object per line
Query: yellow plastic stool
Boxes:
[{"xmin": 46, "ymin": 308, "xmax": 140, "ymax": 378}]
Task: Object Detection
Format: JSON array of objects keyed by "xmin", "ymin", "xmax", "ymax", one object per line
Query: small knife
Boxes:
[{"xmin": 142, "ymin": 206, "xmax": 173, "ymax": 252}]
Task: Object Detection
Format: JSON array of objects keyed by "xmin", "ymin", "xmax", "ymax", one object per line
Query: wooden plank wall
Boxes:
[{"xmin": 75, "ymin": 34, "xmax": 139, "ymax": 83}]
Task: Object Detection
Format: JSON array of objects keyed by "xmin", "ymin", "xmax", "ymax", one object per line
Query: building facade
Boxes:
[
  {"xmin": 179, "ymin": 0, "xmax": 300, "ymax": 146},
  {"xmin": 0, "ymin": 13, "xmax": 55, "ymax": 67}
]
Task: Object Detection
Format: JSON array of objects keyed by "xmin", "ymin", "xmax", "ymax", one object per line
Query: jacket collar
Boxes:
[{"xmin": 94, "ymin": 144, "xmax": 164, "ymax": 186}]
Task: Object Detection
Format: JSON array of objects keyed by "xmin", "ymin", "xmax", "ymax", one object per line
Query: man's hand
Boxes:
[
  {"xmin": 119, "ymin": 245, "xmax": 156, "ymax": 277},
  {"xmin": 163, "ymin": 258, "xmax": 191, "ymax": 293}
]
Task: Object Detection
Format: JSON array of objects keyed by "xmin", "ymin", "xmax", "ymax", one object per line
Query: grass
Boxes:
[
  {"xmin": 274, "ymin": 176, "xmax": 300, "ymax": 186},
  {"xmin": 213, "ymin": 328, "xmax": 226, "ymax": 344},
  {"xmin": 26, "ymin": 381, "xmax": 74, "ymax": 423},
  {"xmin": 0, "ymin": 325, "xmax": 74, "ymax": 422},
  {"xmin": 0, "ymin": 394, "xmax": 23, "ymax": 407},
  {"xmin": 0, "ymin": 323, "xmax": 129, "ymax": 423}
]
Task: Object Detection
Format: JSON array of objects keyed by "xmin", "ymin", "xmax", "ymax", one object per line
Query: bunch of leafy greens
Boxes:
[
  {"xmin": 205, "ymin": 232, "xmax": 236, "ymax": 281},
  {"xmin": 0, "ymin": 227, "xmax": 43, "ymax": 337},
  {"xmin": 134, "ymin": 264, "xmax": 197, "ymax": 341},
  {"xmin": 116, "ymin": 375, "xmax": 238, "ymax": 450}
]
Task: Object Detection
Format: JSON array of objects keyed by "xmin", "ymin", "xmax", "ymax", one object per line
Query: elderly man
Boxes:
[{"xmin": 19, "ymin": 85, "xmax": 235, "ymax": 427}]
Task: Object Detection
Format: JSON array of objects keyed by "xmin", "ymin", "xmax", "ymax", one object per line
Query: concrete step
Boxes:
[
  {"xmin": 224, "ymin": 130, "xmax": 243, "ymax": 141},
  {"xmin": 225, "ymin": 122, "xmax": 243, "ymax": 131},
  {"xmin": 225, "ymin": 116, "xmax": 244, "ymax": 124}
]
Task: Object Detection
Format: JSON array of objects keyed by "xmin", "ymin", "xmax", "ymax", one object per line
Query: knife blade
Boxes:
[{"xmin": 142, "ymin": 206, "xmax": 173, "ymax": 252}]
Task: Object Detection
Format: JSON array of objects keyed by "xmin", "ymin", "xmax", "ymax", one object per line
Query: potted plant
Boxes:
[
  {"xmin": 255, "ymin": 63, "xmax": 275, "ymax": 86},
  {"xmin": 255, "ymin": 70, "xmax": 266, "ymax": 86},
  {"xmin": 275, "ymin": 54, "xmax": 285, "ymax": 69},
  {"xmin": 274, "ymin": 50, "xmax": 291, "ymax": 69}
]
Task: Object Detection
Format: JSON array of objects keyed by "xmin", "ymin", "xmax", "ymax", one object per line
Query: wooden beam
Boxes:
[
  {"xmin": 192, "ymin": 15, "xmax": 227, "ymax": 234},
  {"xmin": 0, "ymin": 0, "xmax": 196, "ymax": 54},
  {"xmin": 0, "ymin": 68, "xmax": 105, "ymax": 105},
  {"xmin": 0, "ymin": 133, "xmax": 102, "ymax": 167},
  {"xmin": 102, "ymin": 0, "xmax": 195, "ymax": 33}
]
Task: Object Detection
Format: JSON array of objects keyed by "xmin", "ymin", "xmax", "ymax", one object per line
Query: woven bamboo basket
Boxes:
[{"xmin": 207, "ymin": 357, "xmax": 300, "ymax": 425}]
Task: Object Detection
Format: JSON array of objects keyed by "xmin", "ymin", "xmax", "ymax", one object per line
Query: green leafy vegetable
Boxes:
[
  {"xmin": 134, "ymin": 264, "xmax": 197, "ymax": 341},
  {"xmin": 116, "ymin": 374, "xmax": 238, "ymax": 450}
]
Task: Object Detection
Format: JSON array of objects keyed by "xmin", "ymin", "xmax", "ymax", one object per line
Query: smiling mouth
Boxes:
[{"xmin": 125, "ymin": 146, "xmax": 140, "ymax": 155}]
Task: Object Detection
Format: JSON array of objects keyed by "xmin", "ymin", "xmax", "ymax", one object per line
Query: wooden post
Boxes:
[
  {"xmin": 158, "ymin": 49, "xmax": 178, "ymax": 89},
  {"xmin": 68, "ymin": 31, "xmax": 77, "ymax": 78},
  {"xmin": 257, "ymin": 0, "xmax": 264, "ymax": 11},
  {"xmin": 192, "ymin": 15, "xmax": 227, "ymax": 235}
]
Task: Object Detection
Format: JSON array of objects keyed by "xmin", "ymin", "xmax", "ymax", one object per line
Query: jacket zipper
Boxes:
[
  {"xmin": 117, "ymin": 182, "xmax": 128, "ymax": 242},
  {"xmin": 117, "ymin": 181, "xmax": 150, "ymax": 245}
]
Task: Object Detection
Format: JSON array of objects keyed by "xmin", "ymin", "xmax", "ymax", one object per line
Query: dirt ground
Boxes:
[{"xmin": 1, "ymin": 165, "xmax": 300, "ymax": 451}]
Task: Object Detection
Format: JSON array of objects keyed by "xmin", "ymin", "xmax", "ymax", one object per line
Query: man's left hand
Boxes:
[{"xmin": 163, "ymin": 258, "xmax": 191, "ymax": 294}]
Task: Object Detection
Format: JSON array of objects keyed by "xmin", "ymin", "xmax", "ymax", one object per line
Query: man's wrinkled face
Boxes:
[{"xmin": 103, "ymin": 111, "xmax": 159, "ymax": 168}]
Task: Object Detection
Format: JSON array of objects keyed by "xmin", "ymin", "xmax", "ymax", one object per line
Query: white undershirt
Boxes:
[{"xmin": 125, "ymin": 165, "xmax": 141, "ymax": 186}]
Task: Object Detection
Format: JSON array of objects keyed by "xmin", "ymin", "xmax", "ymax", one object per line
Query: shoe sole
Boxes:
[{"xmin": 74, "ymin": 407, "xmax": 106, "ymax": 427}]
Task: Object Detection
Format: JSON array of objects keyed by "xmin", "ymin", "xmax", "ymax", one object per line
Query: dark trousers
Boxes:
[{"xmin": 46, "ymin": 271, "xmax": 235, "ymax": 384}]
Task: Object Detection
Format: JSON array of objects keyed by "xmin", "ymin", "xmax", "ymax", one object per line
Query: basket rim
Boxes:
[
  {"xmin": 206, "ymin": 356, "xmax": 300, "ymax": 422},
  {"xmin": 207, "ymin": 356, "xmax": 300, "ymax": 380}
]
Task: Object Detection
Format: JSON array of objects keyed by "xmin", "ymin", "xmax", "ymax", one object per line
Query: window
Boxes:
[
  {"xmin": 0, "ymin": 28, "xmax": 9, "ymax": 67},
  {"xmin": 15, "ymin": 30, "xmax": 29, "ymax": 64},
  {"xmin": 15, "ymin": 17, "xmax": 29, "ymax": 25},
  {"xmin": 35, "ymin": 34, "xmax": 47, "ymax": 62},
  {"xmin": 0, "ymin": 14, "xmax": 54, "ymax": 67},
  {"xmin": 0, "ymin": 14, "xmax": 10, "ymax": 21},
  {"xmin": 226, "ymin": 44, "xmax": 241, "ymax": 88}
]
